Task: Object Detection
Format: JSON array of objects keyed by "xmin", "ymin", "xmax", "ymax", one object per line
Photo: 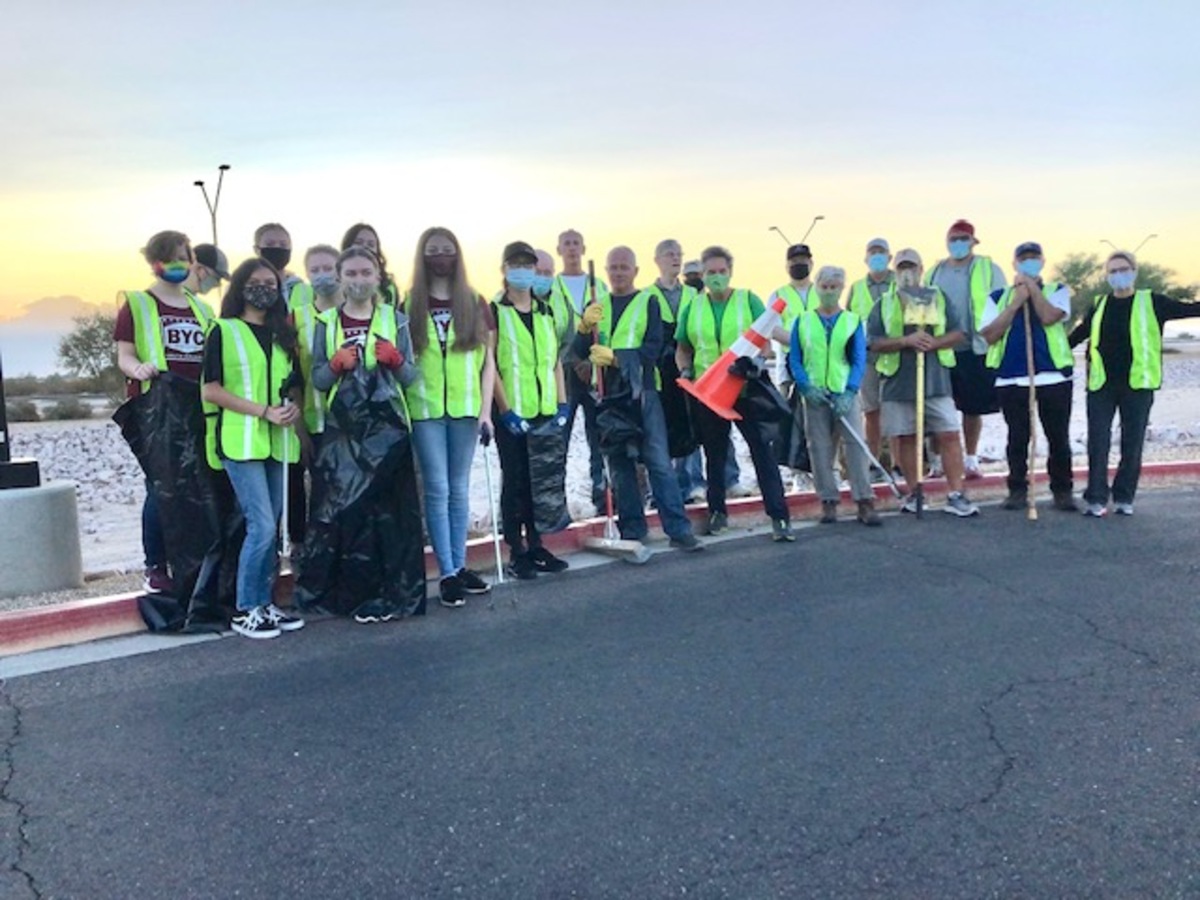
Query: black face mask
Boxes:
[
  {"xmin": 427, "ymin": 254, "xmax": 457, "ymax": 278},
  {"xmin": 259, "ymin": 246, "xmax": 292, "ymax": 271},
  {"xmin": 788, "ymin": 263, "xmax": 811, "ymax": 281},
  {"xmin": 684, "ymin": 275, "xmax": 704, "ymax": 290}
]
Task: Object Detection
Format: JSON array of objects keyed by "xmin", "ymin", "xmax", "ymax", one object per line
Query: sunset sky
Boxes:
[{"xmin": 1, "ymin": 0, "xmax": 1197, "ymax": 343}]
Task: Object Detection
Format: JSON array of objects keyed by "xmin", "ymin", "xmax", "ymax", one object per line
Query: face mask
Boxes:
[
  {"xmin": 704, "ymin": 273, "xmax": 730, "ymax": 295},
  {"xmin": 532, "ymin": 274, "xmax": 554, "ymax": 296},
  {"xmin": 684, "ymin": 275, "xmax": 704, "ymax": 290},
  {"xmin": 788, "ymin": 263, "xmax": 810, "ymax": 281},
  {"xmin": 896, "ymin": 268, "xmax": 919, "ymax": 288},
  {"xmin": 155, "ymin": 260, "xmax": 190, "ymax": 284},
  {"xmin": 311, "ymin": 272, "xmax": 340, "ymax": 296},
  {"xmin": 1017, "ymin": 259, "xmax": 1044, "ymax": 278},
  {"xmin": 343, "ymin": 281, "xmax": 377, "ymax": 303},
  {"xmin": 196, "ymin": 273, "xmax": 221, "ymax": 295},
  {"xmin": 1107, "ymin": 270, "xmax": 1136, "ymax": 291},
  {"xmin": 426, "ymin": 254, "xmax": 457, "ymax": 278},
  {"xmin": 948, "ymin": 239, "xmax": 972, "ymax": 261},
  {"xmin": 259, "ymin": 246, "xmax": 292, "ymax": 270},
  {"xmin": 817, "ymin": 289, "xmax": 841, "ymax": 308},
  {"xmin": 867, "ymin": 253, "xmax": 889, "ymax": 274},
  {"xmin": 505, "ymin": 268, "xmax": 536, "ymax": 291},
  {"xmin": 244, "ymin": 283, "xmax": 278, "ymax": 310}
]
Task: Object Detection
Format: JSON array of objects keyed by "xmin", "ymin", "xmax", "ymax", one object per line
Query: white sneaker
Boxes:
[
  {"xmin": 1083, "ymin": 503, "xmax": 1108, "ymax": 518},
  {"xmin": 927, "ymin": 454, "xmax": 944, "ymax": 478},
  {"xmin": 943, "ymin": 492, "xmax": 980, "ymax": 517},
  {"xmin": 900, "ymin": 493, "xmax": 919, "ymax": 514},
  {"xmin": 1114, "ymin": 502, "xmax": 1134, "ymax": 516}
]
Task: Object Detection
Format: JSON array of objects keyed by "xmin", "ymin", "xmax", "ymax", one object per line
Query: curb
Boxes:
[{"xmin": 3, "ymin": 460, "xmax": 1199, "ymax": 658}]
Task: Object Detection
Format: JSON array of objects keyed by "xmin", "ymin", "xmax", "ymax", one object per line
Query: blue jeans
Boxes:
[
  {"xmin": 224, "ymin": 458, "xmax": 284, "ymax": 611},
  {"xmin": 412, "ymin": 417, "xmax": 479, "ymax": 578},
  {"xmin": 142, "ymin": 478, "xmax": 166, "ymax": 569},
  {"xmin": 609, "ymin": 392, "xmax": 692, "ymax": 541},
  {"xmin": 674, "ymin": 439, "xmax": 740, "ymax": 496}
]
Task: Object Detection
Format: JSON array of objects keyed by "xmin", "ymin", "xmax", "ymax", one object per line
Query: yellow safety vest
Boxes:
[
  {"xmin": 1087, "ymin": 290, "xmax": 1162, "ymax": 391},
  {"xmin": 682, "ymin": 290, "xmax": 754, "ymax": 377},
  {"xmin": 405, "ymin": 315, "xmax": 487, "ymax": 420},
  {"xmin": 796, "ymin": 309, "xmax": 861, "ymax": 393},
  {"xmin": 123, "ymin": 289, "xmax": 215, "ymax": 393},
  {"xmin": 493, "ymin": 300, "xmax": 558, "ymax": 418},
  {"xmin": 984, "ymin": 283, "xmax": 1073, "ymax": 371},
  {"xmin": 875, "ymin": 288, "xmax": 957, "ymax": 376},
  {"xmin": 319, "ymin": 304, "xmax": 410, "ymax": 420},
  {"xmin": 925, "ymin": 256, "xmax": 995, "ymax": 328}
]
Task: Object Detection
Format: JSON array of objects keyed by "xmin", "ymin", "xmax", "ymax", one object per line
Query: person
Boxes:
[
  {"xmin": 114, "ymin": 230, "xmax": 216, "ymax": 594},
  {"xmin": 304, "ymin": 246, "xmax": 424, "ymax": 622},
  {"xmin": 675, "ymin": 245, "xmax": 793, "ymax": 541},
  {"xmin": 979, "ymin": 242, "xmax": 1077, "ymax": 512},
  {"xmin": 925, "ymin": 219, "xmax": 1006, "ymax": 479},
  {"xmin": 403, "ymin": 227, "xmax": 498, "ymax": 607},
  {"xmin": 200, "ymin": 258, "xmax": 306, "ymax": 639},
  {"xmin": 788, "ymin": 266, "xmax": 881, "ymax": 526},
  {"xmin": 867, "ymin": 248, "xmax": 979, "ymax": 517},
  {"xmin": 1068, "ymin": 250, "xmax": 1200, "ymax": 517},
  {"xmin": 253, "ymin": 223, "xmax": 308, "ymax": 309},
  {"xmin": 342, "ymin": 223, "xmax": 400, "ymax": 305},
  {"xmin": 188, "ymin": 244, "xmax": 230, "ymax": 298},
  {"xmin": 682, "ymin": 260, "xmax": 705, "ymax": 292},
  {"xmin": 847, "ymin": 238, "xmax": 895, "ymax": 477},
  {"xmin": 491, "ymin": 241, "xmax": 571, "ymax": 579},
  {"xmin": 571, "ymin": 246, "xmax": 702, "ymax": 550},
  {"xmin": 769, "ymin": 243, "xmax": 817, "ymax": 383},
  {"xmin": 551, "ymin": 229, "xmax": 609, "ymax": 510}
]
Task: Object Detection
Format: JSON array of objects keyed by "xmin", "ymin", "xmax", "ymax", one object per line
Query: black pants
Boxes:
[
  {"xmin": 565, "ymin": 366, "xmax": 605, "ymax": 498},
  {"xmin": 287, "ymin": 458, "xmax": 307, "ymax": 545},
  {"xmin": 693, "ymin": 403, "xmax": 789, "ymax": 520},
  {"xmin": 495, "ymin": 416, "xmax": 546, "ymax": 553},
  {"xmin": 1085, "ymin": 383, "xmax": 1154, "ymax": 505},
  {"xmin": 996, "ymin": 380, "xmax": 1073, "ymax": 497}
]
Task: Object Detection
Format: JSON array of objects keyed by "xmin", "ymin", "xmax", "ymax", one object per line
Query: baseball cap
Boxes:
[
  {"xmin": 866, "ymin": 237, "xmax": 890, "ymax": 253},
  {"xmin": 947, "ymin": 219, "xmax": 976, "ymax": 240},
  {"xmin": 194, "ymin": 244, "xmax": 230, "ymax": 279},
  {"xmin": 682, "ymin": 260, "xmax": 703, "ymax": 275},
  {"xmin": 894, "ymin": 248, "xmax": 923, "ymax": 268},
  {"xmin": 786, "ymin": 243, "xmax": 812, "ymax": 259},
  {"xmin": 1014, "ymin": 241, "xmax": 1043, "ymax": 258},
  {"xmin": 501, "ymin": 241, "xmax": 537, "ymax": 265}
]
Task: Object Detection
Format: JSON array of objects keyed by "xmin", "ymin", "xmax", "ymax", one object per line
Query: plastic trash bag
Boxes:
[
  {"xmin": 658, "ymin": 354, "xmax": 698, "ymax": 459},
  {"xmin": 595, "ymin": 353, "xmax": 645, "ymax": 459},
  {"xmin": 733, "ymin": 370, "xmax": 790, "ymax": 423},
  {"xmin": 768, "ymin": 383, "xmax": 811, "ymax": 472},
  {"xmin": 112, "ymin": 373, "xmax": 240, "ymax": 633},
  {"xmin": 294, "ymin": 366, "xmax": 427, "ymax": 619},
  {"xmin": 527, "ymin": 417, "xmax": 570, "ymax": 534}
]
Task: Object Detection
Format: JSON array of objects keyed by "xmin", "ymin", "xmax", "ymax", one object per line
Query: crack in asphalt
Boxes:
[{"xmin": 0, "ymin": 681, "xmax": 40, "ymax": 900}]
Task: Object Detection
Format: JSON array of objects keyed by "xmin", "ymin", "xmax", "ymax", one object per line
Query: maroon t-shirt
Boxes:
[
  {"xmin": 427, "ymin": 296, "xmax": 496, "ymax": 351},
  {"xmin": 113, "ymin": 292, "xmax": 206, "ymax": 397},
  {"xmin": 338, "ymin": 311, "xmax": 372, "ymax": 346}
]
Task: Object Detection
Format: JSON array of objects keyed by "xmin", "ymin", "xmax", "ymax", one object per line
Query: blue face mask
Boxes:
[
  {"xmin": 506, "ymin": 267, "xmax": 536, "ymax": 291},
  {"xmin": 1107, "ymin": 270, "xmax": 1136, "ymax": 291},
  {"xmin": 532, "ymin": 274, "xmax": 554, "ymax": 296},
  {"xmin": 948, "ymin": 239, "xmax": 972, "ymax": 260},
  {"xmin": 867, "ymin": 253, "xmax": 889, "ymax": 274},
  {"xmin": 1017, "ymin": 259, "xmax": 1043, "ymax": 278}
]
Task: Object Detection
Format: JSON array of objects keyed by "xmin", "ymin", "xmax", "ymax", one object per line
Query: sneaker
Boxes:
[
  {"xmin": 669, "ymin": 533, "xmax": 704, "ymax": 552},
  {"xmin": 856, "ymin": 500, "xmax": 882, "ymax": 527},
  {"xmin": 1052, "ymin": 493, "xmax": 1079, "ymax": 512},
  {"xmin": 688, "ymin": 485, "xmax": 708, "ymax": 503},
  {"xmin": 231, "ymin": 606, "xmax": 281, "ymax": 640},
  {"xmin": 964, "ymin": 457, "xmax": 983, "ymax": 480},
  {"xmin": 900, "ymin": 494, "xmax": 919, "ymax": 514},
  {"xmin": 728, "ymin": 483, "xmax": 754, "ymax": 499},
  {"xmin": 869, "ymin": 465, "xmax": 887, "ymax": 485},
  {"xmin": 1001, "ymin": 491, "xmax": 1028, "ymax": 510},
  {"xmin": 707, "ymin": 511, "xmax": 728, "ymax": 535},
  {"xmin": 772, "ymin": 519, "xmax": 796, "ymax": 542},
  {"xmin": 439, "ymin": 574, "xmax": 466, "ymax": 608},
  {"xmin": 927, "ymin": 454, "xmax": 944, "ymax": 478},
  {"xmin": 529, "ymin": 546, "xmax": 569, "ymax": 573},
  {"xmin": 1083, "ymin": 502, "xmax": 1108, "ymax": 518},
  {"xmin": 143, "ymin": 565, "xmax": 172, "ymax": 594},
  {"xmin": 456, "ymin": 568, "xmax": 491, "ymax": 594},
  {"xmin": 354, "ymin": 610, "xmax": 400, "ymax": 624},
  {"xmin": 943, "ymin": 492, "xmax": 980, "ymax": 517},
  {"xmin": 819, "ymin": 500, "xmax": 838, "ymax": 524},
  {"xmin": 264, "ymin": 602, "xmax": 305, "ymax": 632},
  {"xmin": 1114, "ymin": 502, "xmax": 1135, "ymax": 516},
  {"xmin": 505, "ymin": 552, "xmax": 539, "ymax": 580}
]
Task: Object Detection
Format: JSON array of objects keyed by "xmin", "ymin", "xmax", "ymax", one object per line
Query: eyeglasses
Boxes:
[{"xmin": 1108, "ymin": 266, "xmax": 1133, "ymax": 275}]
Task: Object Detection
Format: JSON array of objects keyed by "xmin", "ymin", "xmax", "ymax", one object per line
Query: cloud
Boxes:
[{"xmin": 0, "ymin": 296, "xmax": 103, "ymax": 327}]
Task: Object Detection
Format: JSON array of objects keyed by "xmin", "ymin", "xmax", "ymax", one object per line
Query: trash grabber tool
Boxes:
[
  {"xmin": 483, "ymin": 439, "xmax": 504, "ymax": 585},
  {"xmin": 1022, "ymin": 301, "xmax": 1039, "ymax": 522},
  {"xmin": 838, "ymin": 414, "xmax": 903, "ymax": 498}
]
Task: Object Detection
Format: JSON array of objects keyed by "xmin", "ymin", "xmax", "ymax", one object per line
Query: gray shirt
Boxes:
[
  {"xmin": 926, "ymin": 257, "xmax": 1005, "ymax": 355},
  {"xmin": 866, "ymin": 292, "xmax": 966, "ymax": 403}
]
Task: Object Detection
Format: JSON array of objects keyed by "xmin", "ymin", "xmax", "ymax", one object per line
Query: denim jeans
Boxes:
[
  {"xmin": 674, "ymin": 440, "xmax": 740, "ymax": 496},
  {"xmin": 608, "ymin": 391, "xmax": 693, "ymax": 541},
  {"xmin": 1085, "ymin": 383, "xmax": 1154, "ymax": 505},
  {"xmin": 224, "ymin": 458, "xmax": 284, "ymax": 611},
  {"xmin": 142, "ymin": 478, "xmax": 166, "ymax": 569},
  {"xmin": 412, "ymin": 416, "xmax": 479, "ymax": 578}
]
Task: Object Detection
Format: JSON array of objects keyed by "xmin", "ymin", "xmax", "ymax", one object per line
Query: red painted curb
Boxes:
[{"xmin": 4, "ymin": 460, "xmax": 1199, "ymax": 658}]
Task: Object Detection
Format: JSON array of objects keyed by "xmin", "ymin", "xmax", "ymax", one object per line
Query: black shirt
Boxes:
[
  {"xmin": 201, "ymin": 321, "xmax": 273, "ymax": 385},
  {"xmin": 570, "ymin": 291, "xmax": 663, "ymax": 391},
  {"xmin": 1069, "ymin": 292, "xmax": 1199, "ymax": 387}
]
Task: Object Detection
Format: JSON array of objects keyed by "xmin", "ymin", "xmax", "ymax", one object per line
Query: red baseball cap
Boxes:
[{"xmin": 947, "ymin": 219, "xmax": 977, "ymax": 240}]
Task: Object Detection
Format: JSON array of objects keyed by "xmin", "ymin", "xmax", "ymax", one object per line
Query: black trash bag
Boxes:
[
  {"xmin": 733, "ymin": 369, "xmax": 790, "ymax": 423},
  {"xmin": 294, "ymin": 367, "xmax": 427, "ymax": 619},
  {"xmin": 658, "ymin": 353, "xmax": 697, "ymax": 458},
  {"xmin": 769, "ymin": 383, "xmax": 811, "ymax": 472},
  {"xmin": 527, "ymin": 417, "xmax": 570, "ymax": 534},
  {"xmin": 594, "ymin": 353, "xmax": 645, "ymax": 459},
  {"xmin": 113, "ymin": 373, "xmax": 239, "ymax": 633}
]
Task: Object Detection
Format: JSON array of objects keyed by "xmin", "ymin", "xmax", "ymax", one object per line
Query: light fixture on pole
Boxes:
[
  {"xmin": 194, "ymin": 163, "xmax": 231, "ymax": 246},
  {"xmin": 768, "ymin": 226, "xmax": 792, "ymax": 245},
  {"xmin": 799, "ymin": 214, "xmax": 825, "ymax": 244},
  {"xmin": 1133, "ymin": 233, "xmax": 1158, "ymax": 254}
]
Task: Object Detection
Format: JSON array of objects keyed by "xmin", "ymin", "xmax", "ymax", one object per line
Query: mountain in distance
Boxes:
[{"xmin": 0, "ymin": 296, "xmax": 104, "ymax": 376}]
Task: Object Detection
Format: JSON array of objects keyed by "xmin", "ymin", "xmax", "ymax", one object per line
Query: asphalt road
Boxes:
[{"xmin": 2, "ymin": 488, "xmax": 1198, "ymax": 899}]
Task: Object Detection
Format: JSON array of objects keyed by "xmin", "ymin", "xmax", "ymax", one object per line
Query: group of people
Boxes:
[{"xmin": 114, "ymin": 218, "xmax": 1196, "ymax": 640}]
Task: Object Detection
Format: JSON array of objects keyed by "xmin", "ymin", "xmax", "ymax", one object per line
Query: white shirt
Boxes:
[{"xmin": 559, "ymin": 274, "xmax": 589, "ymax": 315}]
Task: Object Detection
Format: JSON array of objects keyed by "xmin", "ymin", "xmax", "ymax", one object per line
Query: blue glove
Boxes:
[
  {"xmin": 832, "ymin": 391, "xmax": 857, "ymax": 419},
  {"xmin": 501, "ymin": 411, "xmax": 530, "ymax": 436},
  {"xmin": 800, "ymin": 382, "xmax": 828, "ymax": 406},
  {"xmin": 555, "ymin": 402, "xmax": 570, "ymax": 429}
]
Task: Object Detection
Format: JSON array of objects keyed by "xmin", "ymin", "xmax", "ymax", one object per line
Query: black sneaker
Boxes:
[
  {"xmin": 457, "ymin": 568, "xmax": 491, "ymax": 594},
  {"xmin": 505, "ymin": 552, "xmax": 538, "ymax": 581},
  {"xmin": 529, "ymin": 546, "xmax": 569, "ymax": 573},
  {"xmin": 820, "ymin": 501, "xmax": 838, "ymax": 524},
  {"xmin": 707, "ymin": 512, "xmax": 728, "ymax": 535},
  {"xmin": 264, "ymin": 603, "xmax": 305, "ymax": 632},
  {"xmin": 231, "ymin": 606, "xmax": 281, "ymax": 640},
  {"xmin": 772, "ymin": 519, "xmax": 796, "ymax": 542},
  {"xmin": 1002, "ymin": 491, "xmax": 1028, "ymax": 510},
  {"xmin": 1052, "ymin": 493, "xmax": 1079, "ymax": 512},
  {"xmin": 669, "ymin": 533, "xmax": 704, "ymax": 552},
  {"xmin": 439, "ymin": 574, "xmax": 467, "ymax": 608}
]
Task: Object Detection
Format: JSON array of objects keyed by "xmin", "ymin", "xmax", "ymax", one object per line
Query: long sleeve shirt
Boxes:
[
  {"xmin": 569, "ymin": 291, "xmax": 663, "ymax": 391},
  {"xmin": 1068, "ymin": 292, "xmax": 1200, "ymax": 387},
  {"xmin": 787, "ymin": 310, "xmax": 867, "ymax": 393},
  {"xmin": 312, "ymin": 306, "xmax": 419, "ymax": 393}
]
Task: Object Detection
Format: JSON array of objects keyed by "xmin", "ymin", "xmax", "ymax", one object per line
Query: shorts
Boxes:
[
  {"xmin": 950, "ymin": 350, "xmax": 999, "ymax": 415},
  {"xmin": 881, "ymin": 396, "xmax": 960, "ymax": 438},
  {"xmin": 860, "ymin": 366, "xmax": 881, "ymax": 413}
]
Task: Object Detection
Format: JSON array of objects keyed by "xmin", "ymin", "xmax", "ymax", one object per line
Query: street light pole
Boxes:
[
  {"xmin": 1133, "ymin": 233, "xmax": 1158, "ymax": 254},
  {"xmin": 768, "ymin": 226, "xmax": 792, "ymax": 245},
  {"xmin": 194, "ymin": 164, "xmax": 231, "ymax": 246},
  {"xmin": 799, "ymin": 214, "xmax": 825, "ymax": 244}
]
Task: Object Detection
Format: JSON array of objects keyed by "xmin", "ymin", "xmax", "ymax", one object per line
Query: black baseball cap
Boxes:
[
  {"xmin": 194, "ymin": 244, "xmax": 230, "ymax": 278},
  {"xmin": 1014, "ymin": 241, "xmax": 1043, "ymax": 258},
  {"xmin": 502, "ymin": 241, "xmax": 537, "ymax": 265},
  {"xmin": 786, "ymin": 243, "xmax": 812, "ymax": 259}
]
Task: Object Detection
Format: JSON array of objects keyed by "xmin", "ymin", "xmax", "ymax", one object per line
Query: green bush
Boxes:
[
  {"xmin": 5, "ymin": 399, "xmax": 40, "ymax": 422},
  {"xmin": 44, "ymin": 397, "xmax": 93, "ymax": 420}
]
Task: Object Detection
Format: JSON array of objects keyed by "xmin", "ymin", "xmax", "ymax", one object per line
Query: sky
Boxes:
[{"xmin": 1, "ymin": 0, "xmax": 1198, "ymax": 370}]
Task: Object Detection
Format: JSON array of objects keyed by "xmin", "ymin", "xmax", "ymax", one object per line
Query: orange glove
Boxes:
[
  {"xmin": 331, "ymin": 345, "xmax": 359, "ymax": 374},
  {"xmin": 375, "ymin": 338, "xmax": 403, "ymax": 370}
]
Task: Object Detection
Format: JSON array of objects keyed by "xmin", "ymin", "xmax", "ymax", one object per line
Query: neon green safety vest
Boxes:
[
  {"xmin": 288, "ymin": 281, "xmax": 313, "ymax": 311},
  {"xmin": 640, "ymin": 283, "xmax": 697, "ymax": 326},
  {"xmin": 847, "ymin": 277, "xmax": 890, "ymax": 323},
  {"xmin": 775, "ymin": 284, "xmax": 816, "ymax": 332},
  {"xmin": 984, "ymin": 283, "xmax": 1073, "ymax": 371},
  {"xmin": 796, "ymin": 310, "xmax": 862, "ymax": 393},
  {"xmin": 549, "ymin": 275, "xmax": 609, "ymax": 345},
  {"xmin": 123, "ymin": 289, "xmax": 215, "ymax": 393},
  {"xmin": 205, "ymin": 318, "xmax": 299, "ymax": 467},
  {"xmin": 1087, "ymin": 290, "xmax": 1161, "ymax": 391},
  {"xmin": 683, "ymin": 290, "xmax": 755, "ymax": 377},
  {"xmin": 925, "ymin": 256, "xmax": 995, "ymax": 328},
  {"xmin": 875, "ymin": 288, "xmax": 957, "ymax": 376},
  {"xmin": 404, "ymin": 316, "xmax": 487, "ymax": 420},
  {"xmin": 493, "ymin": 301, "xmax": 558, "ymax": 419},
  {"xmin": 319, "ymin": 304, "xmax": 409, "ymax": 419},
  {"xmin": 293, "ymin": 301, "xmax": 329, "ymax": 433}
]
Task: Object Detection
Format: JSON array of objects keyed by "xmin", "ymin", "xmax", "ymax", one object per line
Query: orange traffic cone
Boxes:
[{"xmin": 677, "ymin": 295, "xmax": 788, "ymax": 421}]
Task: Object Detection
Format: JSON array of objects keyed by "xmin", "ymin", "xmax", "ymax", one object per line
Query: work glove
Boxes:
[
  {"xmin": 800, "ymin": 382, "xmax": 829, "ymax": 406},
  {"xmin": 330, "ymin": 344, "xmax": 359, "ymax": 375},
  {"xmin": 678, "ymin": 367, "xmax": 695, "ymax": 382},
  {"xmin": 501, "ymin": 410, "xmax": 530, "ymax": 436},
  {"xmin": 555, "ymin": 402, "xmax": 570, "ymax": 428},
  {"xmin": 831, "ymin": 391, "xmax": 857, "ymax": 419},
  {"xmin": 478, "ymin": 420, "xmax": 493, "ymax": 447},
  {"xmin": 577, "ymin": 302, "xmax": 604, "ymax": 334},
  {"xmin": 727, "ymin": 355, "xmax": 764, "ymax": 379},
  {"xmin": 374, "ymin": 338, "xmax": 403, "ymax": 371},
  {"xmin": 589, "ymin": 344, "xmax": 615, "ymax": 367}
]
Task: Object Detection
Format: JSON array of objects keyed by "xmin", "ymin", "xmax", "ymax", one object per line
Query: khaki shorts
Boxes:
[
  {"xmin": 860, "ymin": 366, "xmax": 882, "ymax": 413},
  {"xmin": 881, "ymin": 396, "xmax": 959, "ymax": 437}
]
